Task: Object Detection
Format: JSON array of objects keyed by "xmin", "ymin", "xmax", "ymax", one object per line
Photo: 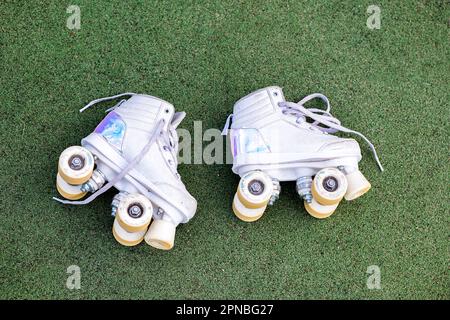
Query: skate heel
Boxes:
[
  {"xmin": 145, "ymin": 219, "xmax": 176, "ymax": 250},
  {"xmin": 344, "ymin": 170, "xmax": 371, "ymax": 201}
]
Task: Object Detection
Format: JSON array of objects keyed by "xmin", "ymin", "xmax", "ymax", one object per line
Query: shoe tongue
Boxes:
[{"xmin": 170, "ymin": 111, "xmax": 186, "ymax": 128}]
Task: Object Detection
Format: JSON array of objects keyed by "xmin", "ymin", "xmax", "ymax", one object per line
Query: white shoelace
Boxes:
[
  {"xmin": 279, "ymin": 93, "xmax": 383, "ymax": 171},
  {"xmin": 79, "ymin": 92, "xmax": 137, "ymax": 113}
]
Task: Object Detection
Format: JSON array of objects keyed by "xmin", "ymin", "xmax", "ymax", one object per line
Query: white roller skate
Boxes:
[
  {"xmin": 222, "ymin": 86, "xmax": 383, "ymax": 221},
  {"xmin": 54, "ymin": 93, "xmax": 197, "ymax": 250}
]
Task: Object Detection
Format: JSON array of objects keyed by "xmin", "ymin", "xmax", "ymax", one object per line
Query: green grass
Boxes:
[{"xmin": 0, "ymin": 0, "xmax": 448, "ymax": 299}]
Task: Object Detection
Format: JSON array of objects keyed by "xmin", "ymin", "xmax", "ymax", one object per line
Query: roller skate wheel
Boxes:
[
  {"xmin": 311, "ymin": 168, "xmax": 348, "ymax": 205},
  {"xmin": 58, "ymin": 146, "xmax": 95, "ymax": 185},
  {"xmin": 56, "ymin": 173, "xmax": 87, "ymax": 200},
  {"xmin": 112, "ymin": 218, "xmax": 145, "ymax": 247},
  {"xmin": 344, "ymin": 170, "xmax": 371, "ymax": 201},
  {"xmin": 237, "ymin": 171, "xmax": 273, "ymax": 209},
  {"xmin": 304, "ymin": 198, "xmax": 338, "ymax": 219},
  {"xmin": 232, "ymin": 193, "xmax": 266, "ymax": 222},
  {"xmin": 144, "ymin": 219, "xmax": 176, "ymax": 250},
  {"xmin": 116, "ymin": 193, "xmax": 153, "ymax": 233}
]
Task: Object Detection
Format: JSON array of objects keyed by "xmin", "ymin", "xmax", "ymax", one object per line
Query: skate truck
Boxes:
[
  {"xmin": 54, "ymin": 93, "xmax": 197, "ymax": 250},
  {"xmin": 222, "ymin": 86, "xmax": 383, "ymax": 221}
]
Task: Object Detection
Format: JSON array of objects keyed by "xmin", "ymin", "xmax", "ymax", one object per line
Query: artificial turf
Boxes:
[{"xmin": 0, "ymin": 0, "xmax": 448, "ymax": 299}]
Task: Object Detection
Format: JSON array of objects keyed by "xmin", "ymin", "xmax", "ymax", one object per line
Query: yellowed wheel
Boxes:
[
  {"xmin": 232, "ymin": 193, "xmax": 266, "ymax": 222},
  {"xmin": 112, "ymin": 218, "xmax": 146, "ymax": 247},
  {"xmin": 116, "ymin": 194, "xmax": 153, "ymax": 233},
  {"xmin": 344, "ymin": 170, "xmax": 371, "ymax": 201},
  {"xmin": 311, "ymin": 168, "xmax": 348, "ymax": 205},
  {"xmin": 58, "ymin": 146, "xmax": 94, "ymax": 185},
  {"xmin": 144, "ymin": 219, "xmax": 176, "ymax": 250},
  {"xmin": 304, "ymin": 198, "xmax": 338, "ymax": 219},
  {"xmin": 236, "ymin": 171, "xmax": 273, "ymax": 209},
  {"xmin": 56, "ymin": 173, "xmax": 86, "ymax": 200}
]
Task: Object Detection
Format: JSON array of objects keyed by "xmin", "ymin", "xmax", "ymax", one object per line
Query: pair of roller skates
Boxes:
[{"xmin": 54, "ymin": 87, "xmax": 382, "ymax": 249}]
